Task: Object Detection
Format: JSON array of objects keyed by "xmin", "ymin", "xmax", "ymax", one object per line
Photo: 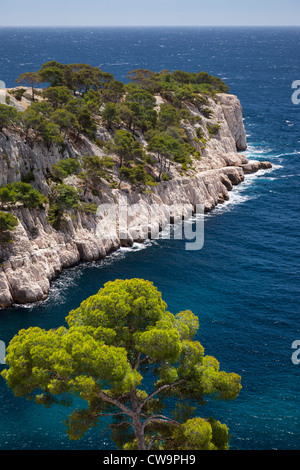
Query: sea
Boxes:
[{"xmin": 0, "ymin": 26, "xmax": 299, "ymax": 450}]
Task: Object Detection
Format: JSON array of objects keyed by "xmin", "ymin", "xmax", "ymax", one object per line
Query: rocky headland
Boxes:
[{"xmin": 0, "ymin": 82, "xmax": 271, "ymax": 308}]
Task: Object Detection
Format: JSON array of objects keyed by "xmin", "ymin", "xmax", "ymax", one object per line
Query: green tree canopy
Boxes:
[
  {"xmin": 80, "ymin": 154, "xmax": 115, "ymax": 191},
  {"xmin": 0, "ymin": 182, "xmax": 47, "ymax": 209},
  {"xmin": 29, "ymin": 100, "xmax": 54, "ymax": 118},
  {"xmin": 51, "ymin": 158, "xmax": 80, "ymax": 180},
  {"xmin": 38, "ymin": 120, "xmax": 64, "ymax": 150},
  {"xmin": 83, "ymin": 89, "xmax": 103, "ymax": 114},
  {"xmin": 43, "ymin": 86, "xmax": 73, "ymax": 110},
  {"xmin": 102, "ymin": 80, "xmax": 125, "ymax": 103},
  {"xmin": 0, "ymin": 211, "xmax": 18, "ymax": 242},
  {"xmin": 2, "ymin": 278, "xmax": 241, "ymax": 451},
  {"xmin": 124, "ymin": 87, "xmax": 157, "ymax": 132},
  {"xmin": 101, "ymin": 102, "xmax": 120, "ymax": 129},
  {"xmin": 68, "ymin": 63, "xmax": 109, "ymax": 95},
  {"xmin": 119, "ymin": 164, "xmax": 154, "ymax": 188},
  {"xmin": 38, "ymin": 61, "xmax": 69, "ymax": 88},
  {"xmin": 158, "ymin": 103, "xmax": 180, "ymax": 130},
  {"xmin": 127, "ymin": 69, "xmax": 159, "ymax": 93},
  {"xmin": 53, "ymin": 183, "xmax": 80, "ymax": 210},
  {"xmin": 106, "ymin": 129, "xmax": 144, "ymax": 167},
  {"xmin": 50, "ymin": 109, "xmax": 78, "ymax": 136},
  {"xmin": 147, "ymin": 131, "xmax": 191, "ymax": 178},
  {"xmin": 15, "ymin": 72, "xmax": 42, "ymax": 101},
  {"xmin": 0, "ymin": 104, "xmax": 19, "ymax": 132}
]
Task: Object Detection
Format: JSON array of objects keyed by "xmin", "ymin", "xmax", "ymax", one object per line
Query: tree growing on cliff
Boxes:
[
  {"xmin": 101, "ymin": 102, "xmax": 120, "ymax": 130},
  {"xmin": 101, "ymin": 80, "xmax": 125, "ymax": 103},
  {"xmin": 79, "ymin": 154, "xmax": 115, "ymax": 193},
  {"xmin": 106, "ymin": 129, "xmax": 144, "ymax": 168},
  {"xmin": 0, "ymin": 104, "xmax": 19, "ymax": 133},
  {"xmin": 0, "ymin": 211, "xmax": 18, "ymax": 242},
  {"xmin": 147, "ymin": 131, "xmax": 190, "ymax": 179},
  {"xmin": 43, "ymin": 86, "xmax": 72, "ymax": 110},
  {"xmin": 124, "ymin": 87, "xmax": 157, "ymax": 132},
  {"xmin": 1, "ymin": 278, "xmax": 241, "ymax": 450},
  {"xmin": 65, "ymin": 98, "xmax": 97, "ymax": 141},
  {"xmin": 119, "ymin": 164, "xmax": 155, "ymax": 189},
  {"xmin": 50, "ymin": 109, "xmax": 78, "ymax": 137},
  {"xmin": 37, "ymin": 61, "xmax": 69, "ymax": 88},
  {"xmin": 0, "ymin": 182, "xmax": 47, "ymax": 209},
  {"xmin": 16, "ymin": 72, "xmax": 42, "ymax": 101}
]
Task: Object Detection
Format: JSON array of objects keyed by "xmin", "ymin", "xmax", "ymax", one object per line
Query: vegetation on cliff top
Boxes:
[{"xmin": 0, "ymin": 62, "xmax": 228, "ymax": 234}]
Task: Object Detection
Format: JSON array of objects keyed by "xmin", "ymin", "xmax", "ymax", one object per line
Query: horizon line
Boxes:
[{"xmin": 1, "ymin": 24, "xmax": 300, "ymax": 28}]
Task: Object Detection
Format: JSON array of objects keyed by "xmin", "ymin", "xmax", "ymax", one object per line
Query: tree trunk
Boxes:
[
  {"xmin": 158, "ymin": 155, "xmax": 164, "ymax": 180},
  {"xmin": 75, "ymin": 129, "xmax": 80, "ymax": 143},
  {"xmin": 132, "ymin": 417, "xmax": 147, "ymax": 450},
  {"xmin": 129, "ymin": 388, "xmax": 147, "ymax": 450}
]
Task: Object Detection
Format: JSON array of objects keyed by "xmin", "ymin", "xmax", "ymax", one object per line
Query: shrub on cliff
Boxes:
[
  {"xmin": 21, "ymin": 105, "xmax": 66, "ymax": 149},
  {"xmin": 52, "ymin": 158, "xmax": 80, "ymax": 181},
  {"xmin": 153, "ymin": 70, "xmax": 229, "ymax": 96},
  {"xmin": 147, "ymin": 130, "xmax": 191, "ymax": 179},
  {"xmin": 82, "ymin": 89, "xmax": 103, "ymax": 114},
  {"xmin": 101, "ymin": 102, "xmax": 120, "ymax": 129},
  {"xmin": 122, "ymin": 85, "xmax": 157, "ymax": 132},
  {"xmin": 46, "ymin": 203, "xmax": 62, "ymax": 230},
  {"xmin": 157, "ymin": 103, "xmax": 180, "ymax": 131},
  {"xmin": 50, "ymin": 109, "xmax": 79, "ymax": 137},
  {"xmin": 0, "ymin": 104, "xmax": 19, "ymax": 132},
  {"xmin": 78, "ymin": 155, "xmax": 115, "ymax": 190},
  {"xmin": 106, "ymin": 129, "xmax": 144, "ymax": 167},
  {"xmin": 53, "ymin": 183, "xmax": 80, "ymax": 210},
  {"xmin": 0, "ymin": 211, "xmax": 18, "ymax": 242},
  {"xmin": 207, "ymin": 123, "xmax": 220, "ymax": 135},
  {"xmin": 43, "ymin": 86, "xmax": 73, "ymax": 110},
  {"xmin": 39, "ymin": 120, "xmax": 65, "ymax": 150},
  {"xmin": 9, "ymin": 88, "xmax": 26, "ymax": 101},
  {"xmin": 47, "ymin": 183, "xmax": 80, "ymax": 230},
  {"xmin": 119, "ymin": 164, "xmax": 155, "ymax": 188},
  {"xmin": 0, "ymin": 182, "xmax": 47, "ymax": 209}
]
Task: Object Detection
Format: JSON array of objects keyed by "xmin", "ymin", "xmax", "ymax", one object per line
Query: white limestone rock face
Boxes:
[
  {"xmin": 218, "ymin": 93, "xmax": 247, "ymax": 151},
  {"xmin": 0, "ymin": 93, "xmax": 270, "ymax": 308}
]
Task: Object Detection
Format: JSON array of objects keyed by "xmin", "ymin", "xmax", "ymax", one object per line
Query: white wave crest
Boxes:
[
  {"xmin": 268, "ymin": 151, "xmax": 300, "ymax": 159},
  {"xmin": 207, "ymin": 164, "xmax": 281, "ymax": 216}
]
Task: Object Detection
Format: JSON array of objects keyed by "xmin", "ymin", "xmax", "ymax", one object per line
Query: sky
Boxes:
[{"xmin": 0, "ymin": 0, "xmax": 299, "ymax": 27}]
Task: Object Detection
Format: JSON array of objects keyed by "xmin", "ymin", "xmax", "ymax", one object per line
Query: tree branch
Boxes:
[
  {"xmin": 142, "ymin": 414, "xmax": 181, "ymax": 431},
  {"xmin": 109, "ymin": 420, "xmax": 132, "ymax": 428},
  {"xmin": 133, "ymin": 352, "xmax": 141, "ymax": 371},
  {"xmin": 147, "ymin": 435, "xmax": 174, "ymax": 450},
  {"xmin": 100, "ymin": 420, "xmax": 132, "ymax": 435},
  {"xmin": 97, "ymin": 390, "xmax": 136, "ymax": 419},
  {"xmin": 96, "ymin": 412, "xmax": 126, "ymax": 418},
  {"xmin": 138, "ymin": 379, "xmax": 185, "ymax": 413}
]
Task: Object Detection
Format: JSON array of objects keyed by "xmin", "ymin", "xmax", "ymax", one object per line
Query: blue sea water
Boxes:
[{"xmin": 0, "ymin": 26, "xmax": 299, "ymax": 450}]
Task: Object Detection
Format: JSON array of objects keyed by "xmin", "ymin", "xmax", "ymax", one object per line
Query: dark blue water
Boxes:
[{"xmin": 0, "ymin": 27, "xmax": 299, "ymax": 450}]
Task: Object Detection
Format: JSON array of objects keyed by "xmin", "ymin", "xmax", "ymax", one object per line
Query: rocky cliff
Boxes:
[{"xmin": 0, "ymin": 92, "xmax": 271, "ymax": 308}]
